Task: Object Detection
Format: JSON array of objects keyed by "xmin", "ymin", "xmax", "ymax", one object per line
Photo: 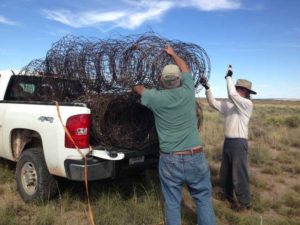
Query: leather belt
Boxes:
[{"xmin": 173, "ymin": 147, "xmax": 202, "ymax": 155}]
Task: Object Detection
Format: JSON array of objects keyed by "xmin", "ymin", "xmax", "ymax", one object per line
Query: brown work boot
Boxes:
[
  {"xmin": 238, "ymin": 207, "xmax": 251, "ymax": 216},
  {"xmin": 233, "ymin": 203, "xmax": 251, "ymax": 215},
  {"xmin": 215, "ymin": 189, "xmax": 234, "ymax": 202}
]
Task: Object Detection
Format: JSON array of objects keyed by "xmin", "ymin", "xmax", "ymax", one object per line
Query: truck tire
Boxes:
[{"xmin": 16, "ymin": 147, "xmax": 58, "ymax": 203}]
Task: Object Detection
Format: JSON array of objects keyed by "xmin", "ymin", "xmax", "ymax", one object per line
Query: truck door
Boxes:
[
  {"xmin": 0, "ymin": 74, "xmax": 4, "ymax": 153},
  {"xmin": 0, "ymin": 73, "xmax": 16, "ymax": 157}
]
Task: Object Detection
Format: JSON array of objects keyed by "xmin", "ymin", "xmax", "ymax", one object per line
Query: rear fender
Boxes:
[{"xmin": 11, "ymin": 129, "xmax": 42, "ymax": 160}]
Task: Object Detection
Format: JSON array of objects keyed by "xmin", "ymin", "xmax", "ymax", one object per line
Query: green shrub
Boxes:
[
  {"xmin": 268, "ymin": 218, "xmax": 300, "ymax": 225},
  {"xmin": 276, "ymin": 207, "xmax": 300, "ymax": 217},
  {"xmin": 251, "ymin": 191, "xmax": 271, "ymax": 213},
  {"xmin": 249, "ymin": 124, "xmax": 267, "ymax": 140},
  {"xmin": 214, "ymin": 204, "xmax": 239, "ymax": 225},
  {"xmin": 284, "ymin": 116, "xmax": 300, "ymax": 128},
  {"xmin": 0, "ymin": 205, "xmax": 18, "ymax": 225},
  {"xmin": 292, "ymin": 184, "xmax": 300, "ymax": 194},
  {"xmin": 282, "ymin": 161, "xmax": 300, "ymax": 174},
  {"xmin": 276, "ymin": 152, "xmax": 293, "ymax": 164},
  {"xmin": 0, "ymin": 164, "xmax": 14, "ymax": 181},
  {"xmin": 205, "ymin": 144, "xmax": 222, "ymax": 162},
  {"xmin": 286, "ymin": 128, "xmax": 300, "ymax": 147},
  {"xmin": 209, "ymin": 163, "xmax": 219, "ymax": 187},
  {"xmin": 261, "ymin": 164, "xmax": 281, "ymax": 175},
  {"xmin": 237, "ymin": 216, "xmax": 262, "ymax": 225},
  {"xmin": 264, "ymin": 130, "xmax": 288, "ymax": 151},
  {"xmin": 33, "ymin": 205, "xmax": 56, "ymax": 225},
  {"xmin": 92, "ymin": 184, "xmax": 164, "ymax": 225},
  {"xmin": 282, "ymin": 192, "xmax": 300, "ymax": 209},
  {"xmin": 249, "ymin": 144, "xmax": 271, "ymax": 166},
  {"xmin": 270, "ymin": 200, "xmax": 281, "ymax": 210},
  {"xmin": 267, "ymin": 116, "xmax": 284, "ymax": 126},
  {"xmin": 250, "ymin": 176, "xmax": 268, "ymax": 189}
]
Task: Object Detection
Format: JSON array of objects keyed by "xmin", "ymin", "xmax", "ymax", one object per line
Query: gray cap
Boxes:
[
  {"xmin": 161, "ymin": 64, "xmax": 181, "ymax": 81},
  {"xmin": 160, "ymin": 64, "xmax": 181, "ymax": 89}
]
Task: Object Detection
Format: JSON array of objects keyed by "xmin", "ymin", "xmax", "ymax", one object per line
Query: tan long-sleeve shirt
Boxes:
[{"xmin": 205, "ymin": 77, "xmax": 253, "ymax": 139}]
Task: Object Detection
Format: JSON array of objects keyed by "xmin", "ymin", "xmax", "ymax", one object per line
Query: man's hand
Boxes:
[
  {"xmin": 132, "ymin": 85, "xmax": 145, "ymax": 95},
  {"xmin": 165, "ymin": 45, "xmax": 175, "ymax": 56},
  {"xmin": 164, "ymin": 45, "xmax": 189, "ymax": 73},
  {"xmin": 200, "ymin": 76, "xmax": 210, "ymax": 90},
  {"xmin": 225, "ymin": 65, "xmax": 233, "ymax": 79}
]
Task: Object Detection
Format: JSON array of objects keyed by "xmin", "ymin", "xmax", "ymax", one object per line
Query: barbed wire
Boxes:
[
  {"xmin": 19, "ymin": 32, "xmax": 209, "ymax": 150},
  {"xmin": 20, "ymin": 32, "xmax": 210, "ymax": 92}
]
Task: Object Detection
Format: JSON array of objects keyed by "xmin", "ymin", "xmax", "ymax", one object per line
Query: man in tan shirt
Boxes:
[{"xmin": 200, "ymin": 65, "xmax": 256, "ymax": 211}]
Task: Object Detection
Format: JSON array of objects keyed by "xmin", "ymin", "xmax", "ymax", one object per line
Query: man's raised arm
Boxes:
[{"xmin": 165, "ymin": 46, "xmax": 189, "ymax": 73}]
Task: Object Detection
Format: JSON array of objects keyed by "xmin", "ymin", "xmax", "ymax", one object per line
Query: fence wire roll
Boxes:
[{"xmin": 19, "ymin": 32, "xmax": 210, "ymax": 150}]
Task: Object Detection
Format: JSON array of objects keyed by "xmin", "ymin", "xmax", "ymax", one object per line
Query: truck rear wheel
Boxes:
[{"xmin": 16, "ymin": 148, "xmax": 58, "ymax": 203}]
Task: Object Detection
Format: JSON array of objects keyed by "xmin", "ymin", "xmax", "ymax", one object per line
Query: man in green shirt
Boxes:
[{"xmin": 133, "ymin": 46, "xmax": 216, "ymax": 225}]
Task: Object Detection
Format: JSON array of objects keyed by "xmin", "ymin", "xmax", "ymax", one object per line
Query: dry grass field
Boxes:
[{"xmin": 0, "ymin": 99, "xmax": 300, "ymax": 225}]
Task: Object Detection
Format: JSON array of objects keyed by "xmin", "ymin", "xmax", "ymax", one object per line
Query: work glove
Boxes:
[
  {"xmin": 225, "ymin": 65, "xmax": 233, "ymax": 79},
  {"xmin": 200, "ymin": 76, "xmax": 210, "ymax": 90}
]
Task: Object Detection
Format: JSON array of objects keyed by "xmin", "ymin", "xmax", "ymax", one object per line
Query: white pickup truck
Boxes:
[{"xmin": 0, "ymin": 72, "xmax": 158, "ymax": 203}]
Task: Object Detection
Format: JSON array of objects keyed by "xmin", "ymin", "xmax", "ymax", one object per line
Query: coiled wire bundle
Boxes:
[{"xmin": 19, "ymin": 33, "xmax": 210, "ymax": 149}]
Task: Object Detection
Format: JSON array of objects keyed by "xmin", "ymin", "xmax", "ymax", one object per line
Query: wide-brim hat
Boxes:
[
  {"xmin": 161, "ymin": 64, "xmax": 181, "ymax": 81},
  {"xmin": 235, "ymin": 79, "xmax": 257, "ymax": 95}
]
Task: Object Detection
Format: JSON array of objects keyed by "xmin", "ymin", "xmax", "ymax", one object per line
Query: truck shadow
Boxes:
[
  {"xmin": 0, "ymin": 157, "xmax": 160, "ymax": 202},
  {"xmin": 0, "ymin": 157, "xmax": 16, "ymax": 170},
  {"xmin": 56, "ymin": 168, "xmax": 160, "ymax": 201}
]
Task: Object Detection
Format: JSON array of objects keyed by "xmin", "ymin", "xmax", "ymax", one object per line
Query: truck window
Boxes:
[
  {"xmin": 20, "ymin": 83, "xmax": 35, "ymax": 94},
  {"xmin": 4, "ymin": 75, "xmax": 85, "ymax": 101},
  {"xmin": 4, "ymin": 78, "xmax": 34, "ymax": 101}
]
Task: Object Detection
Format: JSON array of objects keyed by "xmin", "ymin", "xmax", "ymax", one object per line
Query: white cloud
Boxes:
[
  {"xmin": 179, "ymin": 0, "xmax": 241, "ymax": 11},
  {"xmin": 44, "ymin": 9, "xmax": 126, "ymax": 28},
  {"xmin": 43, "ymin": 9, "xmax": 74, "ymax": 27},
  {"xmin": 43, "ymin": 0, "xmax": 241, "ymax": 29},
  {"xmin": 117, "ymin": 1, "xmax": 173, "ymax": 29},
  {"xmin": 0, "ymin": 15, "xmax": 17, "ymax": 25}
]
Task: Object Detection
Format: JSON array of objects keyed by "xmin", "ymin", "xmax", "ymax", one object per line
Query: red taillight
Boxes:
[{"xmin": 65, "ymin": 114, "xmax": 91, "ymax": 149}]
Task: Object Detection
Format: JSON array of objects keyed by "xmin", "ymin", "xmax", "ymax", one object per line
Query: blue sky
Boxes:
[{"xmin": 0, "ymin": 0, "xmax": 299, "ymax": 99}]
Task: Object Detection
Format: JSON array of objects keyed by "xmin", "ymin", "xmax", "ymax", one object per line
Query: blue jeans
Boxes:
[{"xmin": 159, "ymin": 152, "xmax": 216, "ymax": 225}]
